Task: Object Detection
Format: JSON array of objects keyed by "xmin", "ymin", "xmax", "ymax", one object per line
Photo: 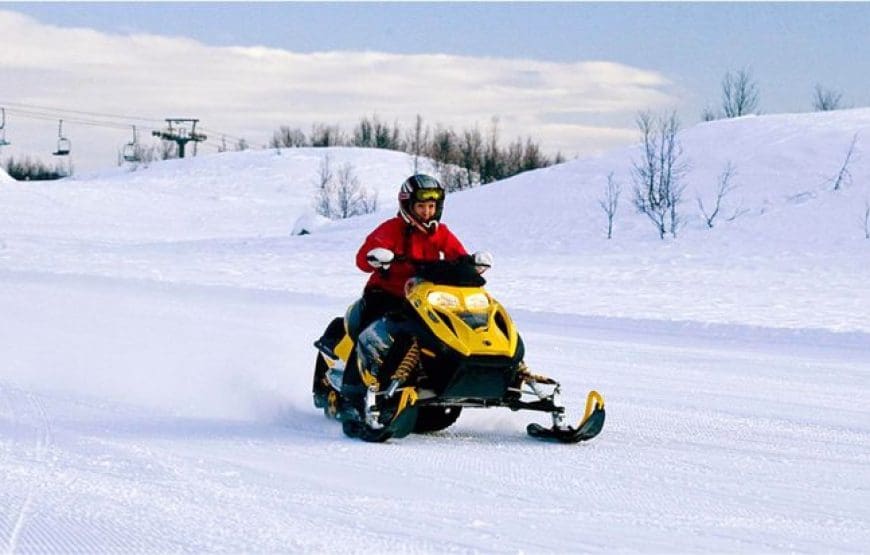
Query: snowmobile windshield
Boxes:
[{"xmin": 414, "ymin": 257, "xmax": 485, "ymax": 287}]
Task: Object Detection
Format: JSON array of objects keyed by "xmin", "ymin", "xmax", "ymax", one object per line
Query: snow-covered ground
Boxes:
[{"xmin": 1, "ymin": 111, "xmax": 869, "ymax": 552}]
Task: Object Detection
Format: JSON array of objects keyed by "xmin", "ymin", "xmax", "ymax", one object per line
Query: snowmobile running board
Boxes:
[{"xmin": 527, "ymin": 390, "xmax": 606, "ymax": 443}]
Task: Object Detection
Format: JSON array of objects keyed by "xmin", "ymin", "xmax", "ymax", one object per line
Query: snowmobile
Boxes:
[{"xmin": 312, "ymin": 256, "xmax": 605, "ymax": 443}]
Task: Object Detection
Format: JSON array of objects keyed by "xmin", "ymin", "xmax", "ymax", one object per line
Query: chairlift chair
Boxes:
[
  {"xmin": 53, "ymin": 119, "xmax": 71, "ymax": 156},
  {"xmin": 0, "ymin": 108, "xmax": 10, "ymax": 147},
  {"xmin": 122, "ymin": 125, "xmax": 140, "ymax": 162}
]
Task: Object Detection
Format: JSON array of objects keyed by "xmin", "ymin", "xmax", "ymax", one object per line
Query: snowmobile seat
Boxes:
[
  {"xmin": 314, "ymin": 316, "xmax": 346, "ymax": 359},
  {"xmin": 345, "ymin": 298, "xmax": 365, "ymax": 342}
]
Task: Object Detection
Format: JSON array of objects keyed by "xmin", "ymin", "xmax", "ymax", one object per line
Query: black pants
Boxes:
[
  {"xmin": 359, "ymin": 288, "xmax": 406, "ymax": 334},
  {"xmin": 341, "ymin": 289, "xmax": 406, "ymax": 392}
]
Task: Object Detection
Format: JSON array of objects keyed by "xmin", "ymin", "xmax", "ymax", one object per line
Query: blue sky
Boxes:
[{"xmin": 2, "ymin": 2, "xmax": 869, "ymax": 172}]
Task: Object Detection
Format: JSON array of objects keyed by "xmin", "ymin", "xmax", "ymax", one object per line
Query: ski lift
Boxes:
[
  {"xmin": 53, "ymin": 119, "xmax": 71, "ymax": 156},
  {"xmin": 0, "ymin": 108, "xmax": 10, "ymax": 147},
  {"xmin": 122, "ymin": 125, "xmax": 140, "ymax": 162}
]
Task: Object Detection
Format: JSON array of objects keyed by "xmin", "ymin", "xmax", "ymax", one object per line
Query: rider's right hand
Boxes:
[
  {"xmin": 473, "ymin": 251, "xmax": 494, "ymax": 274},
  {"xmin": 366, "ymin": 248, "xmax": 395, "ymax": 270}
]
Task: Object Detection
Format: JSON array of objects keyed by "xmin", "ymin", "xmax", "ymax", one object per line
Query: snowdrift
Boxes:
[{"xmin": 0, "ymin": 164, "xmax": 15, "ymax": 183}]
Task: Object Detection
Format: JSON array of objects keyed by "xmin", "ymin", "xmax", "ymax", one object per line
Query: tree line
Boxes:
[
  {"xmin": 2, "ymin": 156, "xmax": 71, "ymax": 181},
  {"xmin": 269, "ymin": 114, "xmax": 564, "ymax": 191}
]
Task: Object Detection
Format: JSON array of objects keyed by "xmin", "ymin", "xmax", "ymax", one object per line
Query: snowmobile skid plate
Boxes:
[{"xmin": 526, "ymin": 390, "xmax": 606, "ymax": 444}]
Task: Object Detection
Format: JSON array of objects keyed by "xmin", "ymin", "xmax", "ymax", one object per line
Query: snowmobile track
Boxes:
[{"xmin": 1, "ymin": 385, "xmax": 54, "ymax": 553}]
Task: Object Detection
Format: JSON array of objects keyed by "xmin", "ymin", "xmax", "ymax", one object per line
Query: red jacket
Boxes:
[{"xmin": 356, "ymin": 216, "xmax": 468, "ymax": 298}]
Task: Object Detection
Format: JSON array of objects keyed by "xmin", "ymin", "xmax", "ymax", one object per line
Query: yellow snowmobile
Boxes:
[{"xmin": 312, "ymin": 257, "xmax": 605, "ymax": 443}]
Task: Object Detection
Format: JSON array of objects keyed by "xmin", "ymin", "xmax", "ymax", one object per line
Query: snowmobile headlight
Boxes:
[
  {"xmin": 427, "ymin": 291, "xmax": 461, "ymax": 311},
  {"xmin": 464, "ymin": 293, "xmax": 490, "ymax": 311}
]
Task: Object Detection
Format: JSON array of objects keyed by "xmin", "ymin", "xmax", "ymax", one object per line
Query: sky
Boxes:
[{"xmin": 1, "ymin": 2, "xmax": 869, "ymax": 173}]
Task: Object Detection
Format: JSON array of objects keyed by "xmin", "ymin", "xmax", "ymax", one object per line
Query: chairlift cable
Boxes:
[
  {"xmin": 5, "ymin": 108, "xmax": 135, "ymax": 131},
  {"xmin": 0, "ymin": 100, "xmax": 162, "ymax": 125},
  {"xmin": 2, "ymin": 102, "xmax": 254, "ymax": 152}
]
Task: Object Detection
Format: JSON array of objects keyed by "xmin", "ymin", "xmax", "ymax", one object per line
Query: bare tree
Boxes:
[
  {"xmin": 864, "ymin": 200, "xmax": 870, "ymax": 239},
  {"xmin": 812, "ymin": 84, "xmax": 843, "ymax": 111},
  {"xmin": 521, "ymin": 137, "xmax": 547, "ymax": 171},
  {"xmin": 159, "ymin": 140, "xmax": 177, "ymax": 160},
  {"xmin": 480, "ymin": 116, "xmax": 503, "ymax": 183},
  {"xmin": 632, "ymin": 111, "xmax": 689, "ymax": 239},
  {"xmin": 829, "ymin": 133, "xmax": 858, "ymax": 191},
  {"xmin": 701, "ymin": 106, "xmax": 718, "ymax": 122},
  {"xmin": 270, "ymin": 126, "xmax": 307, "ymax": 148},
  {"xmin": 311, "ymin": 124, "xmax": 345, "ymax": 147},
  {"xmin": 352, "ymin": 114, "xmax": 401, "ymax": 149},
  {"xmin": 458, "ymin": 127, "xmax": 483, "ymax": 189},
  {"xmin": 375, "ymin": 118, "xmax": 401, "ymax": 150},
  {"xmin": 437, "ymin": 163, "xmax": 472, "ymax": 193},
  {"xmin": 404, "ymin": 114, "xmax": 429, "ymax": 173},
  {"xmin": 352, "ymin": 117, "xmax": 374, "ymax": 147},
  {"xmin": 598, "ymin": 172, "xmax": 621, "ymax": 239},
  {"xmin": 314, "ymin": 154, "xmax": 336, "ymax": 219},
  {"xmin": 503, "ymin": 138, "xmax": 524, "ymax": 177},
  {"xmin": 721, "ymin": 68, "xmax": 760, "ymax": 118},
  {"xmin": 697, "ymin": 161, "xmax": 747, "ymax": 228},
  {"xmin": 314, "ymin": 155, "xmax": 377, "ymax": 219},
  {"xmin": 335, "ymin": 162, "xmax": 377, "ymax": 218},
  {"xmin": 3, "ymin": 155, "xmax": 71, "ymax": 180},
  {"xmin": 428, "ymin": 125, "xmax": 463, "ymax": 191}
]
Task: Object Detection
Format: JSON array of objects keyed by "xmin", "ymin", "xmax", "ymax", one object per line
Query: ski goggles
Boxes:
[{"xmin": 413, "ymin": 188, "xmax": 444, "ymax": 202}]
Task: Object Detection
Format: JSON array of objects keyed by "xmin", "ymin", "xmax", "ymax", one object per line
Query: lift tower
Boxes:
[
  {"xmin": 0, "ymin": 108, "xmax": 10, "ymax": 147},
  {"xmin": 152, "ymin": 119, "xmax": 206, "ymax": 158}
]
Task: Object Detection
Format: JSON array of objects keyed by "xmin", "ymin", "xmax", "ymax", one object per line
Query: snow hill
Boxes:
[
  {"xmin": 0, "ymin": 165, "xmax": 14, "ymax": 184},
  {"xmin": 1, "ymin": 110, "xmax": 868, "ymax": 552}
]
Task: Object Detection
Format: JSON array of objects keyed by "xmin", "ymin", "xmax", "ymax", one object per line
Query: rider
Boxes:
[
  {"xmin": 338, "ymin": 174, "xmax": 492, "ymax": 411},
  {"xmin": 355, "ymin": 174, "xmax": 488, "ymax": 329}
]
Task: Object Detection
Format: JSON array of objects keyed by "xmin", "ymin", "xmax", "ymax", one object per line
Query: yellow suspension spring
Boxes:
[
  {"xmin": 516, "ymin": 361, "xmax": 557, "ymax": 385},
  {"xmin": 391, "ymin": 340, "xmax": 420, "ymax": 383}
]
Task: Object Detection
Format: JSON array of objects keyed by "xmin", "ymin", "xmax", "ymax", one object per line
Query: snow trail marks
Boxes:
[{"xmin": 2, "ymin": 386, "xmax": 53, "ymax": 554}]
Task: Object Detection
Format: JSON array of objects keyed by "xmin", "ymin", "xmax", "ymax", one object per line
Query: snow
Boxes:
[
  {"xmin": 0, "ymin": 166, "xmax": 14, "ymax": 184},
  {"xmin": 1, "ymin": 110, "xmax": 869, "ymax": 552}
]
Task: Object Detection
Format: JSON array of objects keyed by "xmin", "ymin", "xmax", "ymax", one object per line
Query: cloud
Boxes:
[{"xmin": 0, "ymin": 10, "xmax": 678, "ymax": 171}]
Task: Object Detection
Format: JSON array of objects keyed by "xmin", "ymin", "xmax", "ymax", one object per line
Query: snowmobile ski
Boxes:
[
  {"xmin": 341, "ymin": 391, "xmax": 419, "ymax": 443},
  {"xmin": 526, "ymin": 390, "xmax": 606, "ymax": 444}
]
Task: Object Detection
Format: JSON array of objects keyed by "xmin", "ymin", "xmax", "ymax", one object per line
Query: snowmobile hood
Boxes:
[{"xmin": 406, "ymin": 281, "xmax": 519, "ymax": 358}]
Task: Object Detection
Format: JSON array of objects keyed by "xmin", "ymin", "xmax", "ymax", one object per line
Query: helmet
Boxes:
[{"xmin": 398, "ymin": 174, "xmax": 445, "ymax": 233}]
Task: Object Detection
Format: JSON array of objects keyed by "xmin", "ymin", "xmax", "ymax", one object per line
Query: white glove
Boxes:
[
  {"xmin": 473, "ymin": 251, "xmax": 493, "ymax": 274},
  {"xmin": 366, "ymin": 247, "xmax": 395, "ymax": 270}
]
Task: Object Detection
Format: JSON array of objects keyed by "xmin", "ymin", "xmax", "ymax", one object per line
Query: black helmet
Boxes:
[{"xmin": 398, "ymin": 174, "xmax": 445, "ymax": 233}]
